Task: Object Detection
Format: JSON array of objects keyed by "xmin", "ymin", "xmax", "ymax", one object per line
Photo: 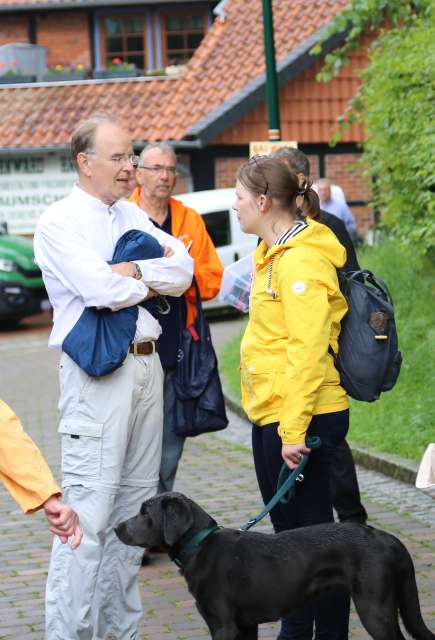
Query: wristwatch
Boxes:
[{"xmin": 133, "ymin": 262, "xmax": 142, "ymax": 281}]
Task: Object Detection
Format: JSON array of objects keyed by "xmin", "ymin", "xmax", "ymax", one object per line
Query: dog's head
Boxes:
[{"xmin": 115, "ymin": 491, "xmax": 217, "ymax": 550}]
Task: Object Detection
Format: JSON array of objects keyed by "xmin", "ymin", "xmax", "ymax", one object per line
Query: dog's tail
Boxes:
[{"xmin": 395, "ymin": 538, "xmax": 435, "ymax": 639}]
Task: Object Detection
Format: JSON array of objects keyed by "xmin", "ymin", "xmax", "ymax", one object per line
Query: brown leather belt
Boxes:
[{"xmin": 129, "ymin": 341, "xmax": 157, "ymax": 356}]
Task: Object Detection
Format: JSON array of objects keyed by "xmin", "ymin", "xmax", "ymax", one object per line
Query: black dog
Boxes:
[{"xmin": 115, "ymin": 492, "xmax": 434, "ymax": 640}]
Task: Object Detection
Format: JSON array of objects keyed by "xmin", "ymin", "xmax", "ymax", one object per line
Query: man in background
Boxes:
[
  {"xmin": 317, "ymin": 177, "xmax": 358, "ymax": 242},
  {"xmin": 131, "ymin": 143, "xmax": 223, "ymax": 504}
]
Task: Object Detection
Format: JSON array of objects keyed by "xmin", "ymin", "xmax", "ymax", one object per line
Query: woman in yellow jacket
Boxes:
[
  {"xmin": 0, "ymin": 399, "xmax": 82, "ymax": 548},
  {"xmin": 235, "ymin": 157, "xmax": 350, "ymax": 639}
]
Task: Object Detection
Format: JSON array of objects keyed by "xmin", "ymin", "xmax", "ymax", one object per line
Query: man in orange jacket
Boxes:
[
  {"xmin": 0, "ymin": 398, "xmax": 82, "ymax": 548},
  {"xmin": 130, "ymin": 143, "xmax": 223, "ymax": 505}
]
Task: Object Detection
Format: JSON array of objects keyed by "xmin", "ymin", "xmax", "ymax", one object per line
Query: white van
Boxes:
[{"xmin": 175, "ymin": 188, "xmax": 258, "ymax": 309}]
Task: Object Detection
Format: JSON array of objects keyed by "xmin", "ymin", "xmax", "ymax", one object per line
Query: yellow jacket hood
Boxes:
[{"xmin": 258, "ymin": 218, "xmax": 347, "ymax": 270}]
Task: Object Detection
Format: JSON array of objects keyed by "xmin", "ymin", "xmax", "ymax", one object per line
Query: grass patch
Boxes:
[{"xmin": 218, "ymin": 239, "xmax": 434, "ymax": 461}]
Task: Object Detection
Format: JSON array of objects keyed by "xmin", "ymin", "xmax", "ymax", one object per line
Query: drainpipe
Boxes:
[{"xmin": 261, "ymin": 0, "xmax": 281, "ymax": 141}]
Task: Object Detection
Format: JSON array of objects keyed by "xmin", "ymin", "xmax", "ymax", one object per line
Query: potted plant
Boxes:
[
  {"xmin": 93, "ymin": 58, "xmax": 139, "ymax": 79},
  {"xmin": 42, "ymin": 63, "xmax": 88, "ymax": 82},
  {"xmin": 0, "ymin": 60, "xmax": 34, "ymax": 84}
]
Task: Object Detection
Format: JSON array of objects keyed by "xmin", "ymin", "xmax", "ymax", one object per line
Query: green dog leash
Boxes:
[{"xmin": 240, "ymin": 436, "xmax": 322, "ymax": 531}]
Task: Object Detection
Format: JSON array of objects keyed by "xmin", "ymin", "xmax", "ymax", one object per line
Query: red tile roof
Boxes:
[
  {"xmin": 0, "ymin": 78, "xmax": 176, "ymax": 150},
  {"xmin": 0, "ymin": 0, "xmax": 366, "ymax": 150},
  {"xmin": 158, "ymin": 0, "xmax": 351, "ymax": 141}
]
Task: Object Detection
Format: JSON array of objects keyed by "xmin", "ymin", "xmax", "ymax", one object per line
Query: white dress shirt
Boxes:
[{"xmin": 34, "ymin": 184, "xmax": 193, "ymax": 348}]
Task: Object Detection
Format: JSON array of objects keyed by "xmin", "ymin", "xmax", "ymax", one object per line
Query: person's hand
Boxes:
[
  {"xmin": 42, "ymin": 496, "xmax": 83, "ymax": 550},
  {"xmin": 110, "ymin": 262, "xmax": 136, "ymax": 277},
  {"xmin": 282, "ymin": 443, "xmax": 311, "ymax": 470},
  {"xmin": 163, "ymin": 246, "xmax": 174, "ymax": 258}
]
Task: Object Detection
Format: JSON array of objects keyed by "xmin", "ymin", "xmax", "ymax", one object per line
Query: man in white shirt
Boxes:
[
  {"xmin": 317, "ymin": 178, "xmax": 358, "ymax": 241},
  {"xmin": 34, "ymin": 113, "xmax": 193, "ymax": 640}
]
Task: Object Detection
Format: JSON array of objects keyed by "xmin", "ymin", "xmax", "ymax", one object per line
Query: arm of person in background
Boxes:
[
  {"xmin": 320, "ymin": 211, "xmax": 360, "ymax": 273},
  {"xmin": 0, "ymin": 399, "xmax": 83, "ymax": 549}
]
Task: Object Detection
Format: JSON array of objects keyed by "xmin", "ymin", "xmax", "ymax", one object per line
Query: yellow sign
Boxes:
[{"xmin": 249, "ymin": 140, "xmax": 298, "ymax": 157}]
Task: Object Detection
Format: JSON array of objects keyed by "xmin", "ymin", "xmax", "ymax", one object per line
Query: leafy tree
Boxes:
[{"xmin": 312, "ymin": 1, "xmax": 435, "ymax": 253}]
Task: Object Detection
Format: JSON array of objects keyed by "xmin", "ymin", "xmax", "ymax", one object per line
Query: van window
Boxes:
[{"xmin": 202, "ymin": 210, "xmax": 231, "ymax": 248}]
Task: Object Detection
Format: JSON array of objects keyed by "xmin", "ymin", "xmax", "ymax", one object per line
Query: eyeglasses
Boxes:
[
  {"xmin": 249, "ymin": 154, "xmax": 269, "ymax": 195},
  {"xmin": 137, "ymin": 164, "xmax": 177, "ymax": 176},
  {"xmin": 86, "ymin": 152, "xmax": 140, "ymax": 167}
]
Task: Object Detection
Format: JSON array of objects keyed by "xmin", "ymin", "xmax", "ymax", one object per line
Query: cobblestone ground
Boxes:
[{"xmin": 0, "ymin": 333, "xmax": 434, "ymax": 639}]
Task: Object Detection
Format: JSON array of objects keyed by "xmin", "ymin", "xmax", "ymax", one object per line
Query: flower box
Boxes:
[
  {"xmin": 0, "ymin": 74, "xmax": 34, "ymax": 84},
  {"xmin": 42, "ymin": 71, "xmax": 88, "ymax": 82},
  {"xmin": 92, "ymin": 68, "xmax": 138, "ymax": 79}
]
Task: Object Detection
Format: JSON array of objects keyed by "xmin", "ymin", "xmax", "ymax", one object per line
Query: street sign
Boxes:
[{"xmin": 249, "ymin": 140, "xmax": 298, "ymax": 157}]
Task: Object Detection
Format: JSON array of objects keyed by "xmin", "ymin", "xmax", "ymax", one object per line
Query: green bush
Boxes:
[
  {"xmin": 218, "ymin": 239, "xmax": 434, "ymax": 461},
  {"xmin": 312, "ymin": 1, "xmax": 435, "ymax": 254}
]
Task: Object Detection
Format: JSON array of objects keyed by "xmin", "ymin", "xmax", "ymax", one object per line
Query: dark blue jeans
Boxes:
[{"xmin": 252, "ymin": 410, "xmax": 350, "ymax": 640}]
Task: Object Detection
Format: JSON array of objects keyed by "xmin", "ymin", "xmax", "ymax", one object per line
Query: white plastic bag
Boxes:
[
  {"xmin": 415, "ymin": 443, "xmax": 435, "ymax": 489},
  {"xmin": 219, "ymin": 253, "xmax": 253, "ymax": 313}
]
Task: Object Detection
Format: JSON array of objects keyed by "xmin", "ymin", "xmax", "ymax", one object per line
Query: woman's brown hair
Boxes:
[
  {"xmin": 237, "ymin": 156, "xmax": 319, "ymax": 220},
  {"xmin": 237, "ymin": 156, "xmax": 298, "ymax": 207}
]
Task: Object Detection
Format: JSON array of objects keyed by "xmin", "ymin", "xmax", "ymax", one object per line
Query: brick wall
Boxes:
[
  {"xmin": 306, "ymin": 154, "xmax": 319, "ymax": 182},
  {"xmin": 325, "ymin": 153, "xmax": 371, "ymax": 202},
  {"xmin": 0, "ymin": 15, "xmax": 29, "ymax": 46},
  {"xmin": 36, "ymin": 12, "xmax": 91, "ymax": 68},
  {"xmin": 215, "ymin": 157, "xmax": 247, "ymax": 188}
]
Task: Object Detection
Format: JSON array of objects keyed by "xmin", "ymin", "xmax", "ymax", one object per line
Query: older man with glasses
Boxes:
[
  {"xmin": 130, "ymin": 143, "xmax": 223, "ymax": 537},
  {"xmin": 34, "ymin": 114, "xmax": 193, "ymax": 640}
]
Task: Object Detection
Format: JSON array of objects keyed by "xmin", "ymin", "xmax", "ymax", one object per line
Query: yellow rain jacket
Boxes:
[
  {"xmin": 240, "ymin": 219, "xmax": 349, "ymax": 445},
  {"xmin": 0, "ymin": 399, "xmax": 61, "ymax": 513}
]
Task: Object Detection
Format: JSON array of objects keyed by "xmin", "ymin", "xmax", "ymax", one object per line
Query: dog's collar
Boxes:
[{"xmin": 171, "ymin": 525, "xmax": 220, "ymax": 568}]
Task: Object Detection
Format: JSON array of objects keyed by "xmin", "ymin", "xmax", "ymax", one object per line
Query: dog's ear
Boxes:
[{"xmin": 162, "ymin": 497, "xmax": 194, "ymax": 546}]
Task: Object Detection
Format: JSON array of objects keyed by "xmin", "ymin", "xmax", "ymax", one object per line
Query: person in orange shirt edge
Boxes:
[{"xmin": 0, "ymin": 398, "xmax": 83, "ymax": 549}]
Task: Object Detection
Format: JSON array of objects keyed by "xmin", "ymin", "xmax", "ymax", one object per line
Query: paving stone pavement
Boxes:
[{"xmin": 0, "ymin": 333, "xmax": 434, "ymax": 639}]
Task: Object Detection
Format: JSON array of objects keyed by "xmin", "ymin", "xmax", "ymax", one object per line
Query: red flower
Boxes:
[{"xmin": 111, "ymin": 57, "xmax": 122, "ymax": 65}]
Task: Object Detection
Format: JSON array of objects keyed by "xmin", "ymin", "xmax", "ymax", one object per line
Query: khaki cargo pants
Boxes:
[{"xmin": 46, "ymin": 351, "xmax": 164, "ymax": 640}]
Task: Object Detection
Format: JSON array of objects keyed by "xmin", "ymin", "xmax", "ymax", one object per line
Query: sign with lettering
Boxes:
[
  {"xmin": 249, "ymin": 140, "xmax": 298, "ymax": 157},
  {"xmin": 0, "ymin": 154, "xmax": 76, "ymax": 234}
]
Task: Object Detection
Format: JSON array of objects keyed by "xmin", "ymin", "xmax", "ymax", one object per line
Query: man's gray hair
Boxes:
[
  {"xmin": 70, "ymin": 112, "xmax": 119, "ymax": 171},
  {"xmin": 138, "ymin": 142, "xmax": 176, "ymax": 165}
]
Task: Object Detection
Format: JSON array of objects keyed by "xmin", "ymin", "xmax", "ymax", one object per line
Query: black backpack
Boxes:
[{"xmin": 329, "ymin": 270, "xmax": 402, "ymax": 402}]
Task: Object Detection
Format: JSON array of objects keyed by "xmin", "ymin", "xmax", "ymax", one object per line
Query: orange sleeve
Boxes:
[{"xmin": 0, "ymin": 400, "xmax": 61, "ymax": 514}]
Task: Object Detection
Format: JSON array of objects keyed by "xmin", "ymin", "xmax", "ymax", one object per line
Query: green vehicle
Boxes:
[{"xmin": 0, "ymin": 221, "xmax": 49, "ymax": 324}]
